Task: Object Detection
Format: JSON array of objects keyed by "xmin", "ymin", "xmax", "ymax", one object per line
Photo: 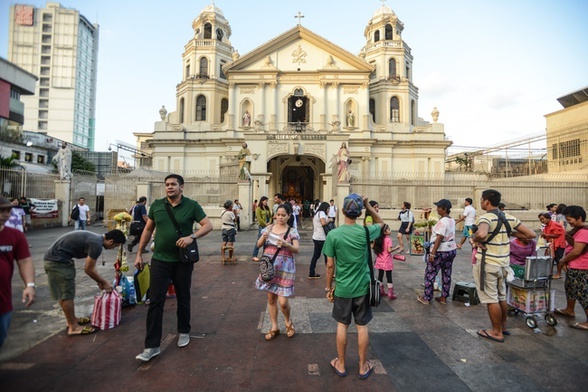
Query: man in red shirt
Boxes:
[
  {"xmin": 0, "ymin": 197, "xmax": 35, "ymax": 348},
  {"xmin": 539, "ymin": 212, "xmax": 566, "ymax": 279}
]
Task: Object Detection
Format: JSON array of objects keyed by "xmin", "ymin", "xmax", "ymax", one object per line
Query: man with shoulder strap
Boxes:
[
  {"xmin": 134, "ymin": 174, "xmax": 213, "ymax": 362},
  {"xmin": 472, "ymin": 189, "xmax": 535, "ymax": 343},
  {"xmin": 128, "ymin": 196, "xmax": 148, "ymax": 253}
]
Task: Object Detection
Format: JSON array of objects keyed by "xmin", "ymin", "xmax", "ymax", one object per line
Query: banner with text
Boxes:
[{"xmin": 30, "ymin": 198, "xmax": 59, "ymax": 218}]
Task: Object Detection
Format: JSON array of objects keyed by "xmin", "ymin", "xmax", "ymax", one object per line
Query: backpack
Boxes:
[{"xmin": 71, "ymin": 205, "xmax": 80, "ymax": 220}]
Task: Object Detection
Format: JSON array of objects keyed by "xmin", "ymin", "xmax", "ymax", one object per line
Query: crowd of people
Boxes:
[{"xmin": 2, "ymin": 184, "xmax": 587, "ymax": 379}]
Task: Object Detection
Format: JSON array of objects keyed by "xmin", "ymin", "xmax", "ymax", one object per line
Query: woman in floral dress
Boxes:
[{"xmin": 255, "ymin": 203, "xmax": 300, "ymax": 341}]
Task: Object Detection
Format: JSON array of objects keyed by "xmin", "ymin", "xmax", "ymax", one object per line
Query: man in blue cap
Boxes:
[{"xmin": 323, "ymin": 194, "xmax": 383, "ymax": 379}]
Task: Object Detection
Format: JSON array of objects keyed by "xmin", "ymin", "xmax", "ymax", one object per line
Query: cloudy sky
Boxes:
[{"xmin": 1, "ymin": 0, "xmax": 586, "ymax": 159}]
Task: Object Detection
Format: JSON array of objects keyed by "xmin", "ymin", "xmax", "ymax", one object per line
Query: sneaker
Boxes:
[
  {"xmin": 177, "ymin": 333, "xmax": 190, "ymax": 348},
  {"xmin": 135, "ymin": 347, "xmax": 161, "ymax": 362},
  {"xmin": 308, "ymin": 274, "xmax": 322, "ymax": 279}
]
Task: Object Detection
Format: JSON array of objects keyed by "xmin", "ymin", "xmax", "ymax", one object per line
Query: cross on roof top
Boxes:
[{"xmin": 295, "ymin": 12, "xmax": 304, "ymax": 26}]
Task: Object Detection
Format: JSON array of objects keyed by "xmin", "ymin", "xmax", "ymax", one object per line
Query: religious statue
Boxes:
[
  {"xmin": 337, "ymin": 142, "xmax": 350, "ymax": 183},
  {"xmin": 346, "ymin": 110, "xmax": 355, "ymax": 127},
  {"xmin": 431, "ymin": 107, "xmax": 439, "ymax": 123},
  {"xmin": 232, "ymin": 50, "xmax": 240, "ymax": 62},
  {"xmin": 52, "ymin": 142, "xmax": 72, "ymax": 180},
  {"xmin": 237, "ymin": 142, "xmax": 252, "ymax": 180},
  {"xmin": 242, "ymin": 110, "xmax": 251, "ymax": 127},
  {"xmin": 159, "ymin": 105, "xmax": 167, "ymax": 121}
]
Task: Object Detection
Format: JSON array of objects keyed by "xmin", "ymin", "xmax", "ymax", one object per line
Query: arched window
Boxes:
[
  {"xmin": 374, "ymin": 30, "xmax": 380, "ymax": 42},
  {"xmin": 390, "ymin": 97, "xmax": 400, "ymax": 122},
  {"xmin": 369, "ymin": 99, "xmax": 376, "ymax": 122},
  {"xmin": 199, "ymin": 57, "xmax": 208, "ymax": 77},
  {"xmin": 179, "ymin": 98, "xmax": 185, "ymax": 123},
  {"xmin": 220, "ymin": 98, "xmax": 228, "ymax": 123},
  {"xmin": 410, "ymin": 100, "xmax": 416, "ymax": 126},
  {"xmin": 196, "ymin": 95, "xmax": 206, "ymax": 121},
  {"xmin": 388, "ymin": 58, "xmax": 397, "ymax": 78},
  {"xmin": 385, "ymin": 24, "xmax": 393, "ymax": 40},
  {"xmin": 204, "ymin": 23, "xmax": 212, "ymax": 39}
]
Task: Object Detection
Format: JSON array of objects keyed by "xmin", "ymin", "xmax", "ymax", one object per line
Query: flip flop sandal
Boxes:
[
  {"xmin": 358, "ymin": 361, "xmax": 373, "ymax": 379},
  {"xmin": 330, "ymin": 358, "xmax": 347, "ymax": 377},
  {"xmin": 554, "ymin": 309, "xmax": 575, "ymax": 318},
  {"xmin": 78, "ymin": 317, "xmax": 91, "ymax": 325},
  {"xmin": 477, "ymin": 329, "xmax": 504, "ymax": 343},
  {"xmin": 417, "ymin": 295, "xmax": 430, "ymax": 305},
  {"xmin": 68, "ymin": 325, "xmax": 97, "ymax": 336},
  {"xmin": 570, "ymin": 323, "xmax": 588, "ymax": 330}
]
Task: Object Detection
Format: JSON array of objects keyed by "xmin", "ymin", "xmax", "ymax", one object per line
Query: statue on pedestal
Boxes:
[
  {"xmin": 52, "ymin": 142, "xmax": 72, "ymax": 180},
  {"xmin": 237, "ymin": 143, "xmax": 252, "ymax": 180},
  {"xmin": 431, "ymin": 107, "xmax": 439, "ymax": 123},
  {"xmin": 159, "ymin": 105, "xmax": 167, "ymax": 121},
  {"xmin": 337, "ymin": 142, "xmax": 350, "ymax": 183}
]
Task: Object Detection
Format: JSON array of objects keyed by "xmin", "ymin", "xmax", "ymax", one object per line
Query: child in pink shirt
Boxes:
[{"xmin": 373, "ymin": 224, "xmax": 400, "ymax": 299}]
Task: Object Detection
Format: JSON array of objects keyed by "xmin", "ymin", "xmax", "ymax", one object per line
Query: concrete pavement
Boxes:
[{"xmin": 1, "ymin": 220, "xmax": 587, "ymax": 391}]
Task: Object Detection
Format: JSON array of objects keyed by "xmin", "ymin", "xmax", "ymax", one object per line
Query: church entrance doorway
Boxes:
[{"xmin": 267, "ymin": 155, "xmax": 325, "ymax": 204}]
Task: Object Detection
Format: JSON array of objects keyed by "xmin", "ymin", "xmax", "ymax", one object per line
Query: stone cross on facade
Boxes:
[{"xmin": 295, "ymin": 12, "xmax": 304, "ymax": 26}]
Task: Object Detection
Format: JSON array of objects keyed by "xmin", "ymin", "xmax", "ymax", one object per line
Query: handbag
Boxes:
[
  {"xmin": 259, "ymin": 226, "xmax": 291, "ymax": 282},
  {"xmin": 129, "ymin": 221, "xmax": 144, "ymax": 235},
  {"xmin": 364, "ymin": 226, "xmax": 381, "ymax": 307},
  {"xmin": 164, "ymin": 202, "xmax": 200, "ymax": 263},
  {"xmin": 323, "ymin": 220, "xmax": 336, "ymax": 235},
  {"xmin": 134, "ymin": 263, "xmax": 150, "ymax": 303},
  {"xmin": 91, "ymin": 291, "xmax": 122, "ymax": 330}
]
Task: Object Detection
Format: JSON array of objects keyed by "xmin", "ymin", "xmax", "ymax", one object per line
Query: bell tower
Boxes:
[
  {"xmin": 175, "ymin": 3, "xmax": 234, "ymax": 129},
  {"xmin": 361, "ymin": 2, "xmax": 418, "ymax": 131}
]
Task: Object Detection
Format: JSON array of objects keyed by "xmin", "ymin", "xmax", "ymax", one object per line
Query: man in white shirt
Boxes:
[
  {"xmin": 456, "ymin": 198, "xmax": 476, "ymax": 249},
  {"xmin": 71, "ymin": 197, "xmax": 91, "ymax": 231},
  {"xmin": 233, "ymin": 199, "xmax": 242, "ymax": 231},
  {"xmin": 328, "ymin": 199, "xmax": 337, "ymax": 226}
]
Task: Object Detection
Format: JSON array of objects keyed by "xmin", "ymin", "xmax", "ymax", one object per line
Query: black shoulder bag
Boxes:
[
  {"xmin": 479, "ymin": 210, "xmax": 511, "ymax": 290},
  {"xmin": 164, "ymin": 202, "xmax": 199, "ymax": 263},
  {"xmin": 259, "ymin": 226, "xmax": 291, "ymax": 282},
  {"xmin": 364, "ymin": 226, "xmax": 381, "ymax": 307}
]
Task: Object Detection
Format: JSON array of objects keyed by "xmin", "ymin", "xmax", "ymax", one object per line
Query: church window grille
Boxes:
[
  {"xmin": 374, "ymin": 30, "xmax": 380, "ymax": 42},
  {"xmin": 390, "ymin": 97, "xmax": 400, "ymax": 122},
  {"xmin": 220, "ymin": 60, "xmax": 226, "ymax": 79},
  {"xmin": 199, "ymin": 57, "xmax": 209, "ymax": 77},
  {"xmin": 410, "ymin": 100, "xmax": 416, "ymax": 126},
  {"xmin": 185, "ymin": 64, "xmax": 190, "ymax": 79},
  {"xmin": 196, "ymin": 95, "xmax": 206, "ymax": 121},
  {"xmin": 385, "ymin": 24, "xmax": 393, "ymax": 40},
  {"xmin": 204, "ymin": 23, "xmax": 212, "ymax": 39},
  {"xmin": 369, "ymin": 99, "xmax": 376, "ymax": 122},
  {"xmin": 220, "ymin": 98, "xmax": 228, "ymax": 123},
  {"xmin": 388, "ymin": 58, "xmax": 397, "ymax": 77},
  {"xmin": 216, "ymin": 28, "xmax": 224, "ymax": 41}
]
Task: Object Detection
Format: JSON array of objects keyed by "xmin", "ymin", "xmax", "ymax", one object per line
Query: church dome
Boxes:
[
  {"xmin": 373, "ymin": 5, "xmax": 395, "ymax": 18},
  {"xmin": 201, "ymin": 3, "xmax": 224, "ymax": 17}
]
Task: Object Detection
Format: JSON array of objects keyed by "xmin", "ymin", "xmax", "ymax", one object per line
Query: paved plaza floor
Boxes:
[{"xmin": 1, "ymin": 221, "xmax": 587, "ymax": 391}]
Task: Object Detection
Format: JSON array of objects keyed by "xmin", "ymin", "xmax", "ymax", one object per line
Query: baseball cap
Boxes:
[
  {"xmin": 0, "ymin": 197, "xmax": 14, "ymax": 209},
  {"xmin": 343, "ymin": 193, "xmax": 364, "ymax": 218},
  {"xmin": 433, "ymin": 199, "xmax": 452, "ymax": 209}
]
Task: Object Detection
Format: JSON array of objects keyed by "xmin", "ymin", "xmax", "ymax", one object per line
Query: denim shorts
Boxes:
[{"xmin": 222, "ymin": 228, "xmax": 236, "ymax": 243}]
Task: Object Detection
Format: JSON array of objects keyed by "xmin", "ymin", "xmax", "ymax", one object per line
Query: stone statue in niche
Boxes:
[
  {"xmin": 242, "ymin": 110, "xmax": 251, "ymax": 127},
  {"xmin": 346, "ymin": 110, "xmax": 355, "ymax": 127}
]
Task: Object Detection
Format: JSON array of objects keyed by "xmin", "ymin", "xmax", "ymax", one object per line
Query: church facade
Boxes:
[{"xmin": 143, "ymin": 3, "xmax": 451, "ymax": 206}]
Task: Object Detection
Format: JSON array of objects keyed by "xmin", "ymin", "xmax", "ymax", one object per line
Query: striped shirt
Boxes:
[{"xmin": 475, "ymin": 211, "xmax": 521, "ymax": 267}]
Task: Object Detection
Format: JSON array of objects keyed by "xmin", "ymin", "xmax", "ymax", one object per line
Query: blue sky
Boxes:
[{"xmin": 1, "ymin": 0, "xmax": 587, "ymax": 159}]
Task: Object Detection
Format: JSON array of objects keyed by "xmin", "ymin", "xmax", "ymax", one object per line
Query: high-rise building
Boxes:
[{"xmin": 7, "ymin": 2, "xmax": 99, "ymax": 151}]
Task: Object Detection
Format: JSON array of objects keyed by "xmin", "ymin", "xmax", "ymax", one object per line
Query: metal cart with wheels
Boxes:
[{"xmin": 507, "ymin": 255, "xmax": 557, "ymax": 329}]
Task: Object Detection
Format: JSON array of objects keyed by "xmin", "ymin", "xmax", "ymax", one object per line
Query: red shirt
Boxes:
[
  {"xmin": 0, "ymin": 227, "xmax": 31, "ymax": 314},
  {"xmin": 567, "ymin": 228, "xmax": 588, "ymax": 270},
  {"xmin": 544, "ymin": 220, "xmax": 566, "ymax": 249}
]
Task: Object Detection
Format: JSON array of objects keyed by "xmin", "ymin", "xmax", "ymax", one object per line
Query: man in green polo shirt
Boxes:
[
  {"xmin": 323, "ymin": 194, "xmax": 383, "ymax": 379},
  {"xmin": 134, "ymin": 174, "xmax": 213, "ymax": 362}
]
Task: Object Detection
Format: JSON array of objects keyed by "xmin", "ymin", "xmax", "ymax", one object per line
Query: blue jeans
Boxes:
[
  {"xmin": 252, "ymin": 226, "xmax": 264, "ymax": 258},
  {"xmin": 75, "ymin": 219, "xmax": 87, "ymax": 230},
  {"xmin": 0, "ymin": 311, "xmax": 12, "ymax": 348}
]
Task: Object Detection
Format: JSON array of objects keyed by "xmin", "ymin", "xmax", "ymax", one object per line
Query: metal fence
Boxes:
[
  {"xmin": 0, "ymin": 166, "xmax": 59, "ymax": 199},
  {"xmin": 349, "ymin": 170, "xmax": 588, "ymax": 210},
  {"xmin": 104, "ymin": 166, "xmax": 240, "ymax": 214}
]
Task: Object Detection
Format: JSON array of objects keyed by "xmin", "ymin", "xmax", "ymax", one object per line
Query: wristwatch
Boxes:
[
  {"xmin": 190, "ymin": 233, "xmax": 196, "ymax": 240},
  {"xmin": 26, "ymin": 282, "xmax": 36, "ymax": 288}
]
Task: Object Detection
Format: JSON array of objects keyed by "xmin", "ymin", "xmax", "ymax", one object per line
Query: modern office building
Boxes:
[
  {"xmin": 0, "ymin": 56, "xmax": 37, "ymax": 132},
  {"xmin": 7, "ymin": 2, "xmax": 99, "ymax": 151}
]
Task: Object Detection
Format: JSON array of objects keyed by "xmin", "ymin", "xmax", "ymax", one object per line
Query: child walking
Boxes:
[{"xmin": 373, "ymin": 224, "xmax": 400, "ymax": 299}]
